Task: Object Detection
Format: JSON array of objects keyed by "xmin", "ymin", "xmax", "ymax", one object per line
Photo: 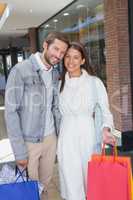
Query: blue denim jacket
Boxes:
[{"xmin": 5, "ymin": 54, "xmax": 60, "ymax": 160}]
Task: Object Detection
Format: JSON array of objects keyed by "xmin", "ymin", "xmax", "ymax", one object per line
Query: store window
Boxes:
[
  {"xmin": 0, "ymin": 55, "xmax": 6, "ymax": 105},
  {"xmin": 0, "ymin": 55, "xmax": 6, "ymax": 90},
  {"xmin": 38, "ymin": 0, "xmax": 105, "ymax": 82}
]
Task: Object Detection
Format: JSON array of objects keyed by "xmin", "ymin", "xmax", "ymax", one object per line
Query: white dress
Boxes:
[{"xmin": 57, "ymin": 70, "xmax": 113, "ymax": 200}]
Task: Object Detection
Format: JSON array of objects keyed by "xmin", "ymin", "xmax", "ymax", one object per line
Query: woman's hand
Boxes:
[{"xmin": 102, "ymin": 127, "xmax": 116, "ymax": 145}]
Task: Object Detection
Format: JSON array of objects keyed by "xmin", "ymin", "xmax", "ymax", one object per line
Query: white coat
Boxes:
[{"xmin": 57, "ymin": 70, "xmax": 114, "ymax": 200}]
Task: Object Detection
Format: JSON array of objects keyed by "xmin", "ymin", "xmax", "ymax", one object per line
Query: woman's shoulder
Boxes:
[
  {"xmin": 86, "ymin": 74, "xmax": 106, "ymax": 92},
  {"xmin": 91, "ymin": 75, "xmax": 104, "ymax": 85},
  {"xmin": 85, "ymin": 73, "xmax": 99, "ymax": 82}
]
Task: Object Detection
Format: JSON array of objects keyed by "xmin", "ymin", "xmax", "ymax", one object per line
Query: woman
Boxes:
[{"xmin": 57, "ymin": 42, "xmax": 115, "ymax": 200}]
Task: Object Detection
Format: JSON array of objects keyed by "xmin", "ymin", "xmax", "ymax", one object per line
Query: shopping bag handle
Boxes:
[
  {"xmin": 101, "ymin": 143, "xmax": 118, "ymax": 161},
  {"xmin": 15, "ymin": 166, "xmax": 29, "ymax": 182}
]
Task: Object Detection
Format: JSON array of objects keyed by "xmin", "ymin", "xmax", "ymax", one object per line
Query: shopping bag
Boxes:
[
  {"xmin": 0, "ymin": 166, "xmax": 40, "ymax": 200},
  {"xmin": 87, "ymin": 144, "xmax": 133, "ymax": 200}
]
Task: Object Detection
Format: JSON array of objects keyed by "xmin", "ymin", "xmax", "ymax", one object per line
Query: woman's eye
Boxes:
[{"xmin": 74, "ymin": 57, "xmax": 79, "ymax": 60}]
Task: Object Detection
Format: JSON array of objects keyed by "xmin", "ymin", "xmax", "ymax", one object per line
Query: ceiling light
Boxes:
[
  {"xmin": 63, "ymin": 12, "xmax": 69, "ymax": 16},
  {"xmin": 29, "ymin": 9, "xmax": 33, "ymax": 13},
  {"xmin": 53, "ymin": 19, "xmax": 58, "ymax": 23},
  {"xmin": 76, "ymin": 4, "xmax": 85, "ymax": 9},
  {"xmin": 45, "ymin": 24, "xmax": 50, "ymax": 28}
]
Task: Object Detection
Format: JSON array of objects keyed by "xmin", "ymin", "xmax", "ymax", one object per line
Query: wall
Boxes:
[{"xmin": 104, "ymin": 0, "xmax": 133, "ymax": 131}]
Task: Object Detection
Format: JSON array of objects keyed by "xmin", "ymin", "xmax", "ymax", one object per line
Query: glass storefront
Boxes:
[
  {"xmin": 0, "ymin": 55, "xmax": 6, "ymax": 90},
  {"xmin": 38, "ymin": 0, "xmax": 106, "ymax": 82},
  {"xmin": 0, "ymin": 55, "xmax": 6, "ymax": 105}
]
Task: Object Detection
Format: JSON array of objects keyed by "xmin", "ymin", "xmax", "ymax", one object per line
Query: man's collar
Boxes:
[{"xmin": 35, "ymin": 52, "xmax": 52, "ymax": 72}]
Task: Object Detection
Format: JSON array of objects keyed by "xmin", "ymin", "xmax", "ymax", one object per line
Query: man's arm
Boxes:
[{"xmin": 5, "ymin": 66, "xmax": 28, "ymax": 164}]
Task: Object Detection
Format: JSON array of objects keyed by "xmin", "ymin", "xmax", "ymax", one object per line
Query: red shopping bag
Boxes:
[{"xmin": 87, "ymin": 145, "xmax": 133, "ymax": 200}]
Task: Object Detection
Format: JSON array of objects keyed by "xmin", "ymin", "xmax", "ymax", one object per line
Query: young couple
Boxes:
[{"xmin": 5, "ymin": 31, "xmax": 115, "ymax": 200}]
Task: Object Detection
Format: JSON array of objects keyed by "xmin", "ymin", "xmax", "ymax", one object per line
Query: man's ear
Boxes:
[{"xmin": 43, "ymin": 42, "xmax": 48, "ymax": 50}]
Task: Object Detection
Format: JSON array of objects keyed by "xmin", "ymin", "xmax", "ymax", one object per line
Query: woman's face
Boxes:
[{"xmin": 64, "ymin": 47, "xmax": 85, "ymax": 77}]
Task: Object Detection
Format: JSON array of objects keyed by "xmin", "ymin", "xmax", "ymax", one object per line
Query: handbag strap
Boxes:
[{"xmin": 15, "ymin": 166, "xmax": 29, "ymax": 182}]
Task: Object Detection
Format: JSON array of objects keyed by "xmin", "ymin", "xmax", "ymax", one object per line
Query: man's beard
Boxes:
[{"xmin": 44, "ymin": 53, "xmax": 54, "ymax": 66}]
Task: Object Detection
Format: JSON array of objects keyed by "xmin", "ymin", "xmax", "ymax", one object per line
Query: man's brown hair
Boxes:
[{"xmin": 45, "ymin": 31, "xmax": 69, "ymax": 47}]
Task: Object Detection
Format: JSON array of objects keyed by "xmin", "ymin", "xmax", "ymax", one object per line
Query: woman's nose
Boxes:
[{"xmin": 69, "ymin": 58, "xmax": 73, "ymax": 64}]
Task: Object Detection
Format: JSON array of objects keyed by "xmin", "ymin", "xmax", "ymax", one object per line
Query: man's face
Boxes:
[{"xmin": 43, "ymin": 39, "xmax": 68, "ymax": 66}]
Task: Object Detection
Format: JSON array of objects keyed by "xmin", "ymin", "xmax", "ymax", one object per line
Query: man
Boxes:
[{"xmin": 5, "ymin": 32, "xmax": 69, "ymax": 199}]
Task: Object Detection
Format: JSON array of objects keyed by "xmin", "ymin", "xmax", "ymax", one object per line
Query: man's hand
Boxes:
[
  {"xmin": 16, "ymin": 159, "xmax": 28, "ymax": 169},
  {"xmin": 102, "ymin": 127, "xmax": 116, "ymax": 146}
]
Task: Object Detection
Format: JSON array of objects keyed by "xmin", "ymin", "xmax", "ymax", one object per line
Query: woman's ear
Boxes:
[{"xmin": 81, "ymin": 58, "xmax": 85, "ymax": 65}]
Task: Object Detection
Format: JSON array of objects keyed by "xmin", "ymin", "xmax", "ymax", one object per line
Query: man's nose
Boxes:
[{"xmin": 56, "ymin": 51, "xmax": 63, "ymax": 59}]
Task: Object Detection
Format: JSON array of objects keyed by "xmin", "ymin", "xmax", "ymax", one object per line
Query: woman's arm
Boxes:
[{"xmin": 95, "ymin": 77, "xmax": 116, "ymax": 145}]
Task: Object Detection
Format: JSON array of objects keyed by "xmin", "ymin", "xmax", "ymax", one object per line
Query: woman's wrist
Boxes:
[{"xmin": 103, "ymin": 127, "xmax": 111, "ymax": 132}]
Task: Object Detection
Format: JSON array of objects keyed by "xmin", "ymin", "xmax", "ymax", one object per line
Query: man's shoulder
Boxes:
[
  {"xmin": 11, "ymin": 57, "xmax": 33, "ymax": 77},
  {"xmin": 17, "ymin": 58, "xmax": 32, "ymax": 70}
]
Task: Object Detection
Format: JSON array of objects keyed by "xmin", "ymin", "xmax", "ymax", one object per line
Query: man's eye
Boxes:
[{"xmin": 53, "ymin": 46, "xmax": 58, "ymax": 51}]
